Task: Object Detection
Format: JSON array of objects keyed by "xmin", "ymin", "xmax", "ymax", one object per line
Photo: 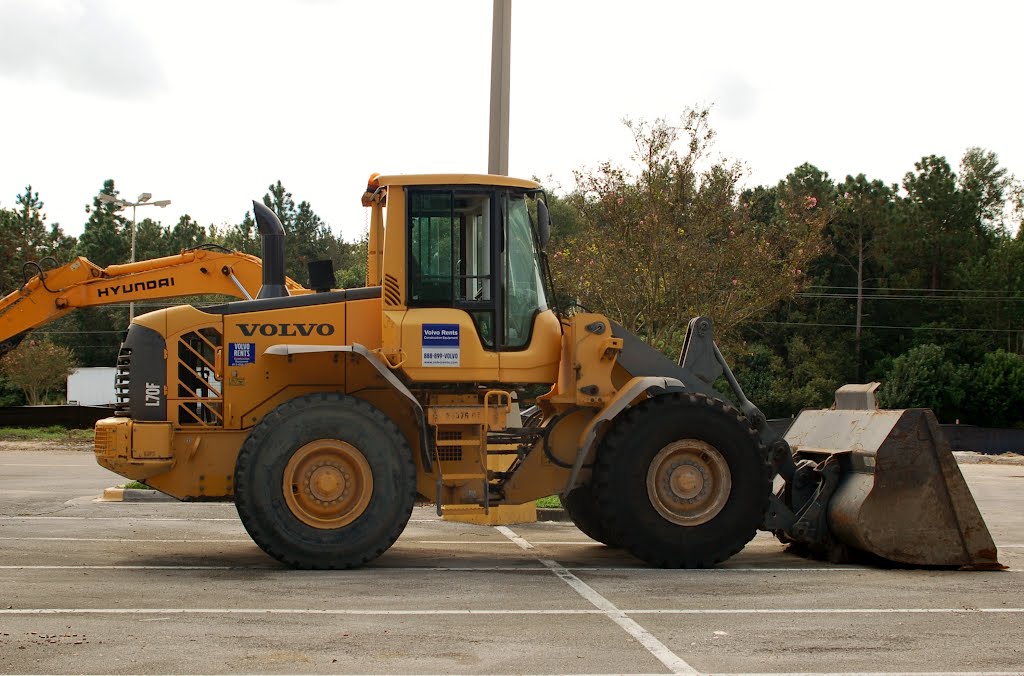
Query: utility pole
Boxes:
[{"xmin": 488, "ymin": 0, "xmax": 511, "ymax": 176}]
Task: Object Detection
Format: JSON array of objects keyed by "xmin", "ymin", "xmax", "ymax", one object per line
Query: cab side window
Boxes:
[{"xmin": 408, "ymin": 190, "xmax": 495, "ymax": 346}]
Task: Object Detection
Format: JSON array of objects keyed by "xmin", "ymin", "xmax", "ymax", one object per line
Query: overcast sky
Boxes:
[{"xmin": 0, "ymin": 0, "xmax": 1020, "ymax": 243}]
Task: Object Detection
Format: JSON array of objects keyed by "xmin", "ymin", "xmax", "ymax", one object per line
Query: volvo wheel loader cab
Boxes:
[{"xmin": 93, "ymin": 173, "xmax": 1002, "ymax": 571}]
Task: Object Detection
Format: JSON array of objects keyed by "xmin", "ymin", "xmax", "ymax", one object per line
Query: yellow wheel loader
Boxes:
[{"xmin": 93, "ymin": 173, "xmax": 1002, "ymax": 570}]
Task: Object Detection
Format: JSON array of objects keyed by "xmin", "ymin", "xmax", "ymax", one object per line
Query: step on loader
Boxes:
[{"xmin": 92, "ymin": 173, "xmax": 1002, "ymax": 570}]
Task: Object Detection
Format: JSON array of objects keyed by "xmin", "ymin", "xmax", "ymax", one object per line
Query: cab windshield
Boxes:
[{"xmin": 504, "ymin": 193, "xmax": 548, "ymax": 347}]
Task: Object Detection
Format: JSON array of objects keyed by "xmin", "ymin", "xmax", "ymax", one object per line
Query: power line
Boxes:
[
  {"xmin": 806, "ymin": 284, "xmax": 1019, "ymax": 295},
  {"xmin": 797, "ymin": 292, "xmax": 1024, "ymax": 302},
  {"xmin": 756, "ymin": 320, "xmax": 1022, "ymax": 334}
]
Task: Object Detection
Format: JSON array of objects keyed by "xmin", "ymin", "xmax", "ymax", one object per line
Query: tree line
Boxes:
[{"xmin": 548, "ymin": 108, "xmax": 1024, "ymax": 427}]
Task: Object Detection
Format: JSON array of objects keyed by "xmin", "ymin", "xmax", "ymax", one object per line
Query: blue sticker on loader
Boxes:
[
  {"xmin": 228, "ymin": 342, "xmax": 256, "ymax": 366},
  {"xmin": 422, "ymin": 324, "xmax": 460, "ymax": 367}
]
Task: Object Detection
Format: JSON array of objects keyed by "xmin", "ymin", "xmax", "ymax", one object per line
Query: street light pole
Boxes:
[
  {"xmin": 488, "ymin": 0, "xmax": 511, "ymax": 176},
  {"xmin": 96, "ymin": 191, "xmax": 171, "ymax": 324}
]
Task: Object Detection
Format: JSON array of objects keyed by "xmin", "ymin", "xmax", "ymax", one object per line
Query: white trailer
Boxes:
[{"xmin": 67, "ymin": 367, "xmax": 117, "ymax": 406}]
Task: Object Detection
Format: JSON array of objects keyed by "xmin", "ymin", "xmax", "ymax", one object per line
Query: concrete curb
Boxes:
[
  {"xmin": 953, "ymin": 451, "xmax": 1024, "ymax": 465},
  {"xmin": 97, "ymin": 487, "xmax": 176, "ymax": 503},
  {"xmin": 536, "ymin": 507, "xmax": 570, "ymax": 522}
]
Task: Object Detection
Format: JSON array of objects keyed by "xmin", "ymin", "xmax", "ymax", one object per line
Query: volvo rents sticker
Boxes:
[
  {"xmin": 422, "ymin": 324, "xmax": 460, "ymax": 367},
  {"xmin": 228, "ymin": 342, "xmax": 256, "ymax": 366}
]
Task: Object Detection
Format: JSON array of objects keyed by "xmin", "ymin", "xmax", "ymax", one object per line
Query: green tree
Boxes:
[
  {"xmin": 953, "ymin": 235, "xmax": 1024, "ymax": 355},
  {"xmin": 959, "ymin": 147, "xmax": 1018, "ymax": 234},
  {"xmin": 832, "ymin": 175, "xmax": 898, "ymax": 377},
  {"xmin": 164, "ymin": 214, "xmax": 206, "ymax": 254},
  {"xmin": 78, "ymin": 179, "xmax": 129, "ymax": 267},
  {"xmin": 0, "ymin": 338, "xmax": 77, "ymax": 405},
  {"xmin": 333, "ymin": 231, "xmax": 368, "ymax": 289},
  {"xmin": 0, "ymin": 186, "xmax": 76, "ymax": 294},
  {"xmin": 132, "ymin": 217, "xmax": 170, "ymax": 260},
  {"xmin": 261, "ymin": 181, "xmax": 335, "ymax": 283},
  {"xmin": 963, "ymin": 350, "xmax": 1024, "ymax": 427},
  {"xmin": 554, "ymin": 110, "xmax": 826, "ymax": 353},
  {"xmin": 216, "ymin": 211, "xmax": 261, "ymax": 256},
  {"xmin": 890, "ymin": 155, "xmax": 991, "ymax": 291},
  {"xmin": 878, "ymin": 344, "xmax": 968, "ymax": 422}
]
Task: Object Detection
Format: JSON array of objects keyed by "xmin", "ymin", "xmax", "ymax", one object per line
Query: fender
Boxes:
[
  {"xmin": 563, "ymin": 376, "xmax": 684, "ymax": 494},
  {"xmin": 263, "ymin": 342, "xmax": 431, "ymax": 471}
]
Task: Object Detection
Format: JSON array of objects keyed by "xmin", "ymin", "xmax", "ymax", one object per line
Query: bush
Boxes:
[
  {"xmin": 963, "ymin": 350, "xmax": 1024, "ymax": 428},
  {"xmin": 0, "ymin": 339, "xmax": 77, "ymax": 406},
  {"xmin": 878, "ymin": 344, "xmax": 969, "ymax": 423}
]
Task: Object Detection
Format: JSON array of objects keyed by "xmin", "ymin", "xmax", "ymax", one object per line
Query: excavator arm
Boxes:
[{"xmin": 0, "ymin": 246, "xmax": 308, "ymax": 352}]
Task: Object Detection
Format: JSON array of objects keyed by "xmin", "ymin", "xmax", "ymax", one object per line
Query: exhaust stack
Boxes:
[{"xmin": 252, "ymin": 201, "xmax": 288, "ymax": 299}]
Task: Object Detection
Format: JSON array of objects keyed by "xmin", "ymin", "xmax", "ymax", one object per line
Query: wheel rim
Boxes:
[
  {"xmin": 282, "ymin": 439, "xmax": 373, "ymax": 529},
  {"xmin": 646, "ymin": 439, "xmax": 731, "ymax": 526}
]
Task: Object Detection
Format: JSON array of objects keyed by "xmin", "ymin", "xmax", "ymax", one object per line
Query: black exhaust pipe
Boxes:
[{"xmin": 252, "ymin": 201, "xmax": 288, "ymax": 299}]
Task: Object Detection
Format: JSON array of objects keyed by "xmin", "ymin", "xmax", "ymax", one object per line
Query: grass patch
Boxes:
[
  {"xmin": 121, "ymin": 480, "xmax": 152, "ymax": 490},
  {"xmin": 535, "ymin": 495, "xmax": 561, "ymax": 509},
  {"xmin": 0, "ymin": 426, "xmax": 94, "ymax": 442}
]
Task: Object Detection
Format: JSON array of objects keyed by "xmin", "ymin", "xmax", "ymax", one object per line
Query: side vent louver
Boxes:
[
  {"xmin": 384, "ymin": 273, "xmax": 401, "ymax": 306},
  {"xmin": 177, "ymin": 327, "xmax": 224, "ymax": 426}
]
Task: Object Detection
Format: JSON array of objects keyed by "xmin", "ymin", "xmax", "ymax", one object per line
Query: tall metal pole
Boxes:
[
  {"xmin": 129, "ymin": 204, "xmax": 137, "ymax": 323},
  {"xmin": 488, "ymin": 0, "xmax": 511, "ymax": 176}
]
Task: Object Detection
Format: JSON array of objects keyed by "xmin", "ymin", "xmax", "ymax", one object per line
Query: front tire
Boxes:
[
  {"xmin": 593, "ymin": 392, "xmax": 770, "ymax": 568},
  {"xmin": 563, "ymin": 483, "xmax": 622, "ymax": 547},
  {"xmin": 234, "ymin": 392, "xmax": 416, "ymax": 569}
]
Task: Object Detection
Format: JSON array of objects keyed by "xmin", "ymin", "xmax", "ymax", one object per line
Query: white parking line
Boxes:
[
  {"xmin": 496, "ymin": 525, "xmax": 697, "ymax": 676},
  {"xmin": 0, "ymin": 565, "xmax": 549, "ymax": 571},
  {"xmin": 625, "ymin": 607, "xmax": 1024, "ymax": 614},
  {"xmin": 1, "ymin": 673, "xmax": 1020, "ymax": 676},
  {"xmin": 0, "ymin": 537, "xmax": 250, "ymax": 543},
  {"xmin": 10, "ymin": 607, "xmax": 1015, "ymax": 616},
  {"xmin": 0, "ymin": 516, "xmax": 237, "ymax": 521},
  {"xmin": 0, "ymin": 463, "xmax": 95, "ymax": 467},
  {"xmin": 495, "ymin": 525, "xmax": 535, "ymax": 549},
  {"xmin": 0, "ymin": 672, "xmax": 1017, "ymax": 676},
  {"xmin": 412, "ymin": 540, "xmax": 515, "ymax": 544},
  {"xmin": 0, "ymin": 608, "xmax": 602, "ymax": 615}
]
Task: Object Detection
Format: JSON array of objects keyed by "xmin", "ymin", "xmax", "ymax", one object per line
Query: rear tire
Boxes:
[
  {"xmin": 234, "ymin": 392, "xmax": 416, "ymax": 569},
  {"xmin": 593, "ymin": 392, "xmax": 770, "ymax": 568},
  {"xmin": 563, "ymin": 484, "xmax": 622, "ymax": 547}
]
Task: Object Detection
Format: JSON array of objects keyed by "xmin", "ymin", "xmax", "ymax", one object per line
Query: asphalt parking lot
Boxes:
[{"xmin": 1, "ymin": 442, "xmax": 1022, "ymax": 676}]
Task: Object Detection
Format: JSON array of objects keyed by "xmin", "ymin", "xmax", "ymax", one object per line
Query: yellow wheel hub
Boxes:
[
  {"xmin": 283, "ymin": 439, "xmax": 373, "ymax": 529},
  {"xmin": 646, "ymin": 439, "xmax": 731, "ymax": 526}
]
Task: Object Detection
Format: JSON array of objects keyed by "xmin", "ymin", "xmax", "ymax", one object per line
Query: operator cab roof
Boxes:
[{"xmin": 374, "ymin": 174, "xmax": 541, "ymax": 190}]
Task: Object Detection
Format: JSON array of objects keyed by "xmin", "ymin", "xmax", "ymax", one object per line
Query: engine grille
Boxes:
[{"xmin": 114, "ymin": 346, "xmax": 131, "ymax": 417}]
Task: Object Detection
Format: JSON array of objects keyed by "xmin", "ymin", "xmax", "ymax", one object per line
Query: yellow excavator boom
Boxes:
[{"xmin": 0, "ymin": 246, "xmax": 308, "ymax": 351}]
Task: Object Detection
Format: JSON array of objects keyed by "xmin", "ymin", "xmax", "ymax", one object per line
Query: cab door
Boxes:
[{"xmin": 399, "ymin": 188, "xmax": 501, "ymax": 382}]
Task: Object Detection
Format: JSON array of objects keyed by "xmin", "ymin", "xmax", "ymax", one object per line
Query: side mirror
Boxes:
[{"xmin": 537, "ymin": 199, "xmax": 551, "ymax": 251}]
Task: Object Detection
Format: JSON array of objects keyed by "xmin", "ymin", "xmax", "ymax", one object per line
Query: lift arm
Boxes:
[{"xmin": 0, "ymin": 246, "xmax": 308, "ymax": 351}]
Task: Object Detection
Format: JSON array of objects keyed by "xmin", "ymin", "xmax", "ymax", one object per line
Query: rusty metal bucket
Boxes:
[{"xmin": 783, "ymin": 385, "xmax": 1003, "ymax": 569}]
